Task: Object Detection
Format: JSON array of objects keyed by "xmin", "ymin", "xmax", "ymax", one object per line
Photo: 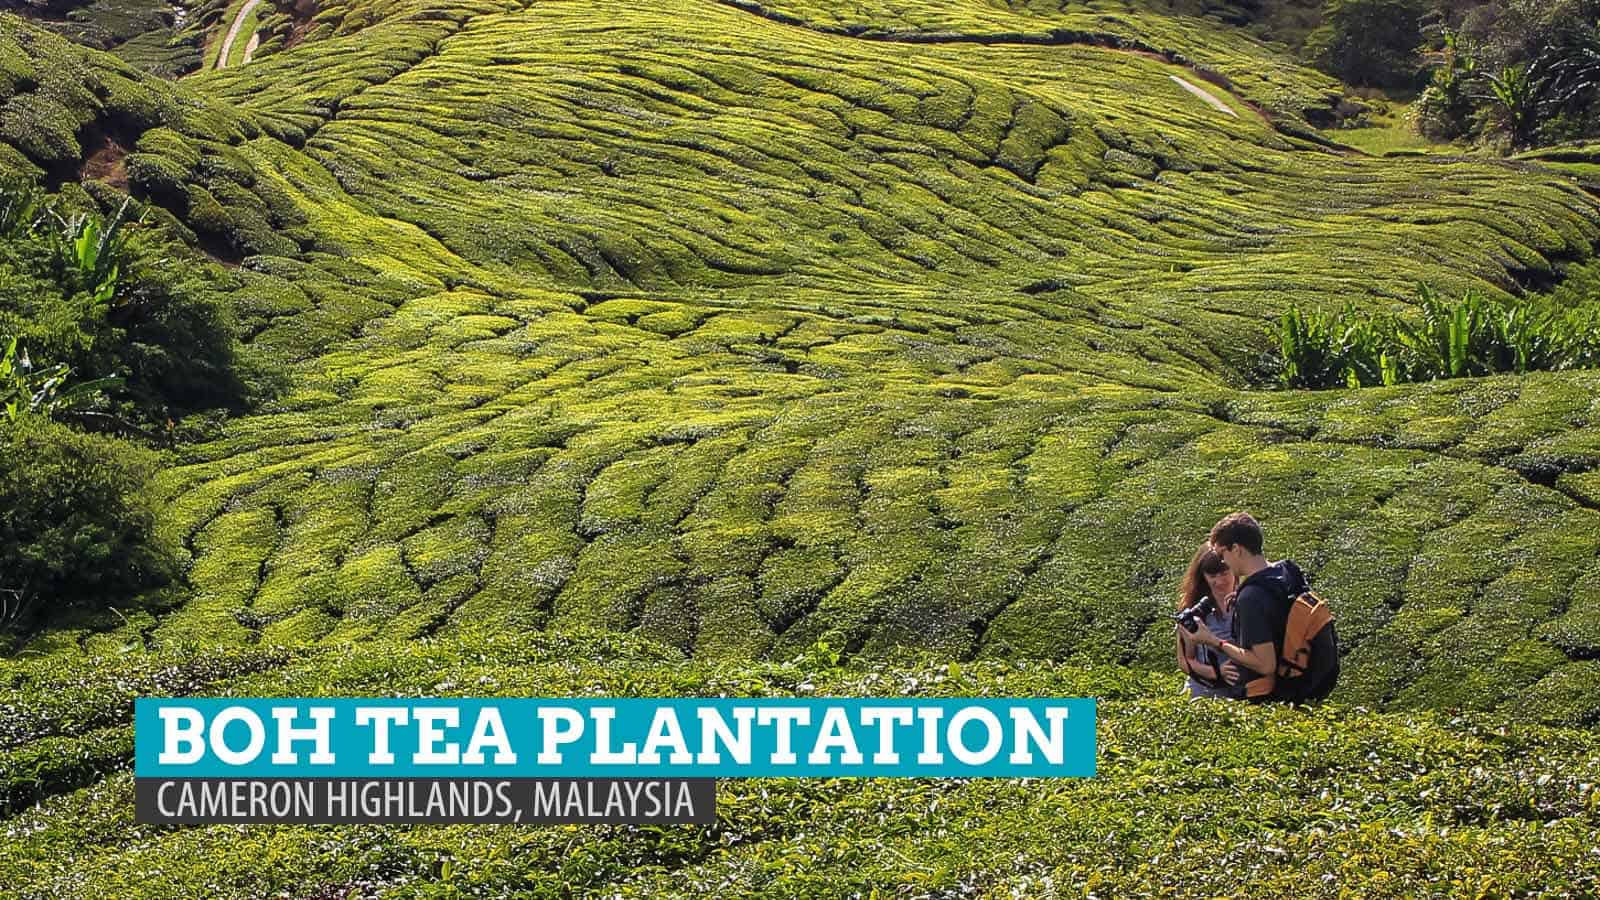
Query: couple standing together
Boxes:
[{"xmin": 1174, "ymin": 512, "xmax": 1323, "ymax": 702}]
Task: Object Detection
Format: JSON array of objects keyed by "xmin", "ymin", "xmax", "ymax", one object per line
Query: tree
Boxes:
[
  {"xmin": 1416, "ymin": 29, "xmax": 1479, "ymax": 139},
  {"xmin": 1306, "ymin": 0, "xmax": 1430, "ymax": 87},
  {"xmin": 1471, "ymin": 44, "xmax": 1594, "ymax": 147}
]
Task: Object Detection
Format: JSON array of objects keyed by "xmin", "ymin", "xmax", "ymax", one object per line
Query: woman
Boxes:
[{"xmin": 1174, "ymin": 544, "xmax": 1242, "ymax": 699}]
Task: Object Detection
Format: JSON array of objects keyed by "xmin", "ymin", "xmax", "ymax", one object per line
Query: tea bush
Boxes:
[{"xmin": 0, "ymin": 632, "xmax": 1597, "ymax": 897}]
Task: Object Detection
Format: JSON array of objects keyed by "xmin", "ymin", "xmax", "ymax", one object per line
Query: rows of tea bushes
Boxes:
[
  {"xmin": 0, "ymin": 1, "xmax": 1599, "ymax": 892},
  {"xmin": 62, "ymin": 0, "xmax": 1594, "ymax": 723},
  {"xmin": 5, "ymin": 0, "xmax": 1600, "ymax": 719},
  {"xmin": 0, "ymin": 630, "xmax": 1597, "ymax": 897}
]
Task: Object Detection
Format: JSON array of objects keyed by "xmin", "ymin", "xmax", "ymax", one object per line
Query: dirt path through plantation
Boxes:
[
  {"xmin": 1169, "ymin": 74, "xmax": 1238, "ymax": 118},
  {"xmin": 214, "ymin": 0, "xmax": 262, "ymax": 69}
]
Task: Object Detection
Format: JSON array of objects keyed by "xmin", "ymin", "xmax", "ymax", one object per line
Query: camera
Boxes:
[{"xmin": 1174, "ymin": 595, "xmax": 1217, "ymax": 633}]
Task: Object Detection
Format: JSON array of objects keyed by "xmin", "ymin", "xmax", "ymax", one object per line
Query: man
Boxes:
[{"xmin": 1182, "ymin": 512, "xmax": 1310, "ymax": 701}]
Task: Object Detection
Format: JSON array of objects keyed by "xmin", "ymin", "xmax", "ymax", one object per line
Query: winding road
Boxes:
[{"xmin": 214, "ymin": 0, "xmax": 262, "ymax": 69}]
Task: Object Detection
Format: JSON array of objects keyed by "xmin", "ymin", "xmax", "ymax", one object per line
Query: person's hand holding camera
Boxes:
[{"xmin": 1182, "ymin": 619, "xmax": 1222, "ymax": 649}]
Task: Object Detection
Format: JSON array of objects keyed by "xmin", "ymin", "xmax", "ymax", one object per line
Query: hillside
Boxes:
[{"xmin": 2, "ymin": 0, "xmax": 1600, "ymax": 894}]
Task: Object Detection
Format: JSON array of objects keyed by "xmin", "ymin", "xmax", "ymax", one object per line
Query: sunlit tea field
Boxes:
[{"xmin": 2, "ymin": 0, "xmax": 1599, "ymax": 894}]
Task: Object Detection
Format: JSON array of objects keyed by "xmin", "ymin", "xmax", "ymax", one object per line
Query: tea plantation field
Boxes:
[{"xmin": 2, "ymin": 0, "xmax": 1600, "ymax": 893}]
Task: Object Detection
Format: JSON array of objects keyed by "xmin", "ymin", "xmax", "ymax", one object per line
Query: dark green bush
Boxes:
[
  {"xmin": 1418, "ymin": 3, "xmax": 1600, "ymax": 148},
  {"xmin": 1305, "ymin": 0, "xmax": 1428, "ymax": 88},
  {"xmin": 0, "ymin": 414, "xmax": 176, "ymax": 633},
  {"xmin": 0, "ymin": 178, "xmax": 256, "ymax": 430}
]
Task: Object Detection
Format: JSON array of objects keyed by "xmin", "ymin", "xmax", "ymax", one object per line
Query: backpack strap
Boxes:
[{"xmin": 1238, "ymin": 562, "xmax": 1303, "ymax": 697}]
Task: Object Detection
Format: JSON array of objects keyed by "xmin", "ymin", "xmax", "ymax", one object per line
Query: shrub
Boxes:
[
  {"xmin": 0, "ymin": 414, "xmax": 177, "ymax": 633},
  {"xmin": 1269, "ymin": 284, "xmax": 1600, "ymax": 389},
  {"xmin": 0, "ymin": 180, "xmax": 256, "ymax": 430}
]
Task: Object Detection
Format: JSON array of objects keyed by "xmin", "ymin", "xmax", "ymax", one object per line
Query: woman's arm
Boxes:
[
  {"xmin": 1175, "ymin": 630, "xmax": 1219, "ymax": 682},
  {"xmin": 1187, "ymin": 621, "xmax": 1273, "ymax": 677}
]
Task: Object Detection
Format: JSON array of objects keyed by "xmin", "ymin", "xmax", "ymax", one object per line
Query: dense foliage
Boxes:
[
  {"xmin": 1270, "ymin": 283, "xmax": 1600, "ymax": 388},
  {"xmin": 1305, "ymin": 0, "xmax": 1431, "ymax": 87},
  {"xmin": 0, "ymin": 178, "xmax": 259, "ymax": 435},
  {"xmin": 0, "ymin": 175, "xmax": 262, "ymax": 637},
  {"xmin": 1416, "ymin": 0, "xmax": 1600, "ymax": 147},
  {"xmin": 0, "ymin": 413, "xmax": 175, "ymax": 634}
]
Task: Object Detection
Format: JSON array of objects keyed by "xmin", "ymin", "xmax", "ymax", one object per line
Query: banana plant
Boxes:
[
  {"xmin": 1471, "ymin": 41, "xmax": 1586, "ymax": 150},
  {"xmin": 1272, "ymin": 305, "xmax": 1340, "ymax": 389},
  {"xmin": 65, "ymin": 197, "xmax": 136, "ymax": 305},
  {"xmin": 1448, "ymin": 302, "xmax": 1472, "ymax": 377},
  {"xmin": 1334, "ymin": 304, "xmax": 1387, "ymax": 388},
  {"xmin": 50, "ymin": 197, "xmax": 138, "ymax": 309},
  {"xmin": 1475, "ymin": 64, "xmax": 1540, "ymax": 148},
  {"xmin": 1390, "ymin": 284, "xmax": 1445, "ymax": 379},
  {"xmin": 0, "ymin": 177, "xmax": 44, "ymax": 240},
  {"xmin": 1272, "ymin": 284, "xmax": 1600, "ymax": 388},
  {"xmin": 1490, "ymin": 302, "xmax": 1557, "ymax": 374},
  {"xmin": 5, "ymin": 184, "xmax": 143, "ymax": 308},
  {"xmin": 1378, "ymin": 351, "xmax": 1400, "ymax": 387},
  {"xmin": 1, "ymin": 337, "xmax": 120, "ymax": 424}
]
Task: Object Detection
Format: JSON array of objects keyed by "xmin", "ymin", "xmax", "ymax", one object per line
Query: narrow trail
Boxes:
[
  {"xmin": 706, "ymin": 0, "xmax": 1278, "ymax": 128},
  {"xmin": 1169, "ymin": 74, "xmax": 1238, "ymax": 118},
  {"xmin": 214, "ymin": 0, "xmax": 262, "ymax": 70}
]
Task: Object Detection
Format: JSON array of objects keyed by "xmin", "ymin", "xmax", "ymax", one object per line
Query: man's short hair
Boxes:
[{"xmin": 1210, "ymin": 512, "xmax": 1264, "ymax": 556}]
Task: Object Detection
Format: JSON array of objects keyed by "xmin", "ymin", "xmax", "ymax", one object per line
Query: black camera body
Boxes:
[{"xmin": 1174, "ymin": 594, "xmax": 1217, "ymax": 633}]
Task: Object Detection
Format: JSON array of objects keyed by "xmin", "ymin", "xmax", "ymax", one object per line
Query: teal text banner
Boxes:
[{"xmin": 135, "ymin": 698, "xmax": 1096, "ymax": 778}]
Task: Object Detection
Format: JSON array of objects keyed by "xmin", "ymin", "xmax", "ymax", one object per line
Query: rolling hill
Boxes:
[{"xmin": 2, "ymin": 0, "xmax": 1599, "ymax": 894}]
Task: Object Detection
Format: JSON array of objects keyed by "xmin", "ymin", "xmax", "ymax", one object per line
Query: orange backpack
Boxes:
[
  {"xmin": 1276, "ymin": 589, "xmax": 1338, "ymax": 700},
  {"xmin": 1242, "ymin": 570, "xmax": 1340, "ymax": 702}
]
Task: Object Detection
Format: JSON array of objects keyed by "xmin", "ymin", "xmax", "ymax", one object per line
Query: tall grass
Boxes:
[{"xmin": 1270, "ymin": 284, "xmax": 1600, "ymax": 388}]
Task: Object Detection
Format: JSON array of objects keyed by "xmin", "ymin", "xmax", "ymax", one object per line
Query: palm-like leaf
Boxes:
[
  {"xmin": 49, "ymin": 198, "xmax": 138, "ymax": 307},
  {"xmin": 1, "ymin": 338, "xmax": 118, "ymax": 424},
  {"xmin": 0, "ymin": 177, "xmax": 44, "ymax": 239}
]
